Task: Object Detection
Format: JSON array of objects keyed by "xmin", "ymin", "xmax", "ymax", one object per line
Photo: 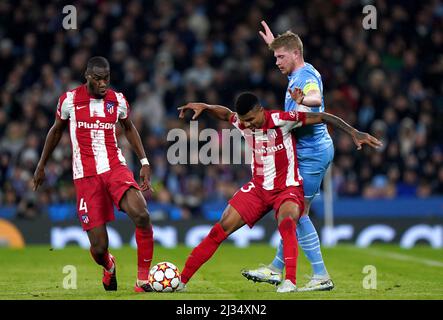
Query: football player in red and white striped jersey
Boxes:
[
  {"xmin": 177, "ymin": 92, "xmax": 381, "ymax": 292},
  {"xmin": 33, "ymin": 57, "xmax": 154, "ymax": 293}
]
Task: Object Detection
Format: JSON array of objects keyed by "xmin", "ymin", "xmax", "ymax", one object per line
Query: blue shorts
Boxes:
[{"xmin": 298, "ymin": 143, "xmax": 334, "ymax": 201}]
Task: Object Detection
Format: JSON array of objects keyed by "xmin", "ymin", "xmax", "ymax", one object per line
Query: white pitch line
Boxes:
[
  {"xmin": 342, "ymin": 246, "xmax": 443, "ymax": 268},
  {"xmin": 359, "ymin": 248, "xmax": 443, "ymax": 268}
]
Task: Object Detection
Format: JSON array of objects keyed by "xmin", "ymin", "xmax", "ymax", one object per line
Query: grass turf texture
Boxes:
[{"xmin": 0, "ymin": 244, "xmax": 442, "ymax": 300}]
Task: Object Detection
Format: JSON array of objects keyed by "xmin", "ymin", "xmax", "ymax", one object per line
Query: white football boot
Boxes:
[
  {"xmin": 241, "ymin": 264, "xmax": 282, "ymax": 285},
  {"xmin": 276, "ymin": 279, "xmax": 297, "ymax": 293},
  {"xmin": 297, "ymin": 274, "xmax": 334, "ymax": 292},
  {"xmin": 176, "ymin": 281, "xmax": 187, "ymax": 292}
]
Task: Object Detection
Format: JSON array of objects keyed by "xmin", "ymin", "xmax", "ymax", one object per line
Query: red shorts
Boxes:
[
  {"xmin": 73, "ymin": 165, "xmax": 140, "ymax": 231},
  {"xmin": 228, "ymin": 181, "xmax": 304, "ymax": 228}
]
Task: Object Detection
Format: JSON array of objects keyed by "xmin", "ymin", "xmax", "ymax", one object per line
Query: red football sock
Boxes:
[
  {"xmin": 90, "ymin": 248, "xmax": 113, "ymax": 271},
  {"xmin": 181, "ymin": 223, "xmax": 227, "ymax": 284},
  {"xmin": 278, "ymin": 217, "xmax": 298, "ymax": 284},
  {"xmin": 136, "ymin": 225, "xmax": 154, "ymax": 281}
]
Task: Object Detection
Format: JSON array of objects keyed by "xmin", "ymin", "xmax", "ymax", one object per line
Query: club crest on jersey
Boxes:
[
  {"xmin": 81, "ymin": 214, "xmax": 89, "ymax": 224},
  {"xmin": 289, "ymin": 111, "xmax": 298, "ymax": 119},
  {"xmin": 106, "ymin": 101, "xmax": 115, "ymax": 114}
]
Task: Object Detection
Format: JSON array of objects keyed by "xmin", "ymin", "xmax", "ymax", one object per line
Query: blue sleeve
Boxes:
[{"xmin": 295, "ymin": 70, "xmax": 321, "ymax": 94}]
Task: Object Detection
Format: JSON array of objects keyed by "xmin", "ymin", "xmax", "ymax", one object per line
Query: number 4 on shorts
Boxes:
[{"xmin": 79, "ymin": 198, "xmax": 88, "ymax": 213}]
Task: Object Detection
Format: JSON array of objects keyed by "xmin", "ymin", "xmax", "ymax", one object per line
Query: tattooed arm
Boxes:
[{"xmin": 304, "ymin": 112, "xmax": 383, "ymax": 150}]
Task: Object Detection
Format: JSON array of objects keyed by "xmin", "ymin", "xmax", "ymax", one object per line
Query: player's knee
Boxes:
[
  {"xmin": 125, "ymin": 197, "xmax": 150, "ymax": 227},
  {"xmin": 133, "ymin": 209, "xmax": 151, "ymax": 228},
  {"xmin": 278, "ymin": 211, "xmax": 299, "ymax": 224},
  {"xmin": 218, "ymin": 206, "xmax": 244, "ymax": 235},
  {"xmin": 209, "ymin": 223, "xmax": 228, "ymax": 243},
  {"xmin": 218, "ymin": 220, "xmax": 232, "ymax": 235},
  {"xmin": 303, "ymin": 199, "xmax": 312, "ymax": 215},
  {"xmin": 218, "ymin": 214, "xmax": 240, "ymax": 235}
]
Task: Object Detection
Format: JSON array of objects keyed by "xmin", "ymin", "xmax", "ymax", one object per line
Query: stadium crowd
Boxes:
[{"xmin": 0, "ymin": 0, "xmax": 442, "ymax": 220}]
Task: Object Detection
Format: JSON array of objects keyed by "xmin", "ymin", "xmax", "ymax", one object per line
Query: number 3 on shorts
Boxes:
[
  {"xmin": 241, "ymin": 182, "xmax": 255, "ymax": 193},
  {"xmin": 79, "ymin": 198, "xmax": 88, "ymax": 213}
]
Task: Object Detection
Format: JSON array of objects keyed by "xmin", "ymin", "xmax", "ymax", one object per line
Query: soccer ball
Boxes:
[{"xmin": 148, "ymin": 261, "xmax": 181, "ymax": 292}]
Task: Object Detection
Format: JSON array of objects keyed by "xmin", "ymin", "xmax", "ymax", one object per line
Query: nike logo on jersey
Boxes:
[{"xmin": 76, "ymin": 105, "xmax": 88, "ymax": 110}]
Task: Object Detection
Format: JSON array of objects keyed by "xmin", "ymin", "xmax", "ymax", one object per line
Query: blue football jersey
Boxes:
[{"xmin": 285, "ymin": 62, "xmax": 333, "ymax": 154}]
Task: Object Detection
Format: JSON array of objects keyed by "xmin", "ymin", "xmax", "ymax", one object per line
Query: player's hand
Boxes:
[
  {"xmin": 178, "ymin": 103, "xmax": 207, "ymax": 120},
  {"xmin": 352, "ymin": 131, "xmax": 383, "ymax": 150},
  {"xmin": 259, "ymin": 20, "xmax": 275, "ymax": 46},
  {"xmin": 288, "ymin": 87, "xmax": 305, "ymax": 104},
  {"xmin": 140, "ymin": 165, "xmax": 154, "ymax": 193},
  {"xmin": 32, "ymin": 165, "xmax": 45, "ymax": 191}
]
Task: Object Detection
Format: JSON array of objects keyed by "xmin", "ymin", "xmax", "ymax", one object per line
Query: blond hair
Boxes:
[{"xmin": 269, "ymin": 31, "xmax": 303, "ymax": 56}]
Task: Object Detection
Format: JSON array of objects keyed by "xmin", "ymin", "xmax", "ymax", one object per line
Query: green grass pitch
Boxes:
[{"xmin": 1, "ymin": 244, "xmax": 442, "ymax": 300}]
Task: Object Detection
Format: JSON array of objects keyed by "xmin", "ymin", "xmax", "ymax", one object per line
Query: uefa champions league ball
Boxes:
[{"xmin": 148, "ymin": 261, "xmax": 181, "ymax": 292}]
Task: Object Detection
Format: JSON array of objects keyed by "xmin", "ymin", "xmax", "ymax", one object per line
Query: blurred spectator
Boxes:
[{"xmin": 132, "ymin": 82, "xmax": 166, "ymax": 135}]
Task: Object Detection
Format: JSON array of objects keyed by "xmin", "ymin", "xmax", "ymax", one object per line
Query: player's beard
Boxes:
[{"xmin": 280, "ymin": 66, "xmax": 291, "ymax": 75}]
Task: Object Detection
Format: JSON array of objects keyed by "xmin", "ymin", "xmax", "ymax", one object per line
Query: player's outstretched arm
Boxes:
[
  {"xmin": 120, "ymin": 117, "xmax": 153, "ymax": 192},
  {"xmin": 259, "ymin": 20, "xmax": 275, "ymax": 46},
  {"xmin": 178, "ymin": 103, "xmax": 234, "ymax": 122},
  {"xmin": 304, "ymin": 112, "xmax": 383, "ymax": 150},
  {"xmin": 33, "ymin": 118, "xmax": 68, "ymax": 191}
]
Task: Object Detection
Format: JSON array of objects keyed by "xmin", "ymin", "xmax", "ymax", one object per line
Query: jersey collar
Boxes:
[
  {"xmin": 287, "ymin": 63, "xmax": 307, "ymax": 80},
  {"xmin": 83, "ymin": 84, "xmax": 117, "ymax": 102}
]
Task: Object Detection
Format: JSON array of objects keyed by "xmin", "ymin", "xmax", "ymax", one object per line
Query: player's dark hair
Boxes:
[
  {"xmin": 86, "ymin": 56, "xmax": 110, "ymax": 71},
  {"xmin": 235, "ymin": 92, "xmax": 260, "ymax": 116}
]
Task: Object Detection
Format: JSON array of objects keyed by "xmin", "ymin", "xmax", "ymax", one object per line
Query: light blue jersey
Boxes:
[
  {"xmin": 272, "ymin": 62, "xmax": 334, "ymax": 278},
  {"xmin": 285, "ymin": 62, "xmax": 333, "ymax": 155},
  {"xmin": 285, "ymin": 62, "xmax": 334, "ymax": 199},
  {"xmin": 271, "ymin": 63, "xmax": 333, "ymax": 279}
]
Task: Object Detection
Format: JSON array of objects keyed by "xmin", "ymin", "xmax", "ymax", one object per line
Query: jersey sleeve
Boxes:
[
  {"xmin": 56, "ymin": 92, "xmax": 70, "ymax": 120},
  {"xmin": 115, "ymin": 92, "xmax": 130, "ymax": 119},
  {"xmin": 270, "ymin": 111, "xmax": 306, "ymax": 130},
  {"xmin": 299, "ymin": 70, "xmax": 320, "ymax": 95},
  {"xmin": 229, "ymin": 112, "xmax": 242, "ymax": 130}
]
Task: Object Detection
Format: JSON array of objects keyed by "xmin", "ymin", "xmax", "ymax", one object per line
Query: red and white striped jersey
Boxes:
[
  {"xmin": 230, "ymin": 110, "xmax": 307, "ymax": 191},
  {"xmin": 56, "ymin": 85, "xmax": 129, "ymax": 180}
]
